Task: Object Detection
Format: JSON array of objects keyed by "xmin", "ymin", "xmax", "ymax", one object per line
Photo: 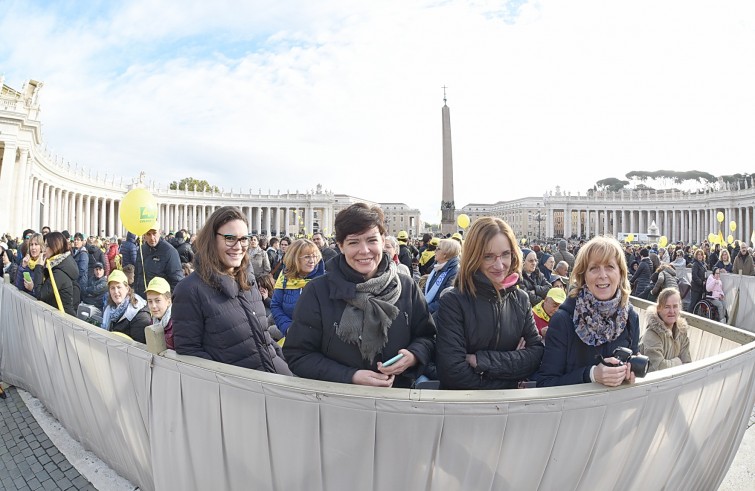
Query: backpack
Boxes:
[{"xmin": 677, "ymin": 277, "xmax": 691, "ymax": 300}]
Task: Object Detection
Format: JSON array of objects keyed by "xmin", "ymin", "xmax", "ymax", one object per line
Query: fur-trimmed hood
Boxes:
[{"xmin": 645, "ymin": 304, "xmax": 688, "ymax": 336}]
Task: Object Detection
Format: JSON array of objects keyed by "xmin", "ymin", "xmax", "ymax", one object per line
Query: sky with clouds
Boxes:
[{"xmin": 2, "ymin": 0, "xmax": 754, "ymax": 222}]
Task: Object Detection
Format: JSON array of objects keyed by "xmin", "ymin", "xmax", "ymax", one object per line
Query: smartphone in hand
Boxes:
[
  {"xmin": 23, "ymin": 272, "xmax": 32, "ymax": 282},
  {"xmin": 382, "ymin": 353, "xmax": 404, "ymax": 367}
]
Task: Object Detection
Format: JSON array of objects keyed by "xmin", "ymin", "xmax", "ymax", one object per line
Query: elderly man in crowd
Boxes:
[{"xmin": 732, "ymin": 245, "xmax": 755, "ymax": 276}]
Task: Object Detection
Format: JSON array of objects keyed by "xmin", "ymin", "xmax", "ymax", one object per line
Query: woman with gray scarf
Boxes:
[{"xmin": 283, "ymin": 203, "xmax": 436, "ymax": 388}]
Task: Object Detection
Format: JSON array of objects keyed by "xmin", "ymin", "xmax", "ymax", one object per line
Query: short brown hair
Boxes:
[
  {"xmin": 456, "ymin": 217, "xmax": 521, "ymax": 297},
  {"xmin": 44, "ymin": 232, "xmax": 70, "ymax": 257},
  {"xmin": 193, "ymin": 206, "xmax": 252, "ymax": 290},
  {"xmin": 334, "ymin": 203, "xmax": 386, "ymax": 244}
]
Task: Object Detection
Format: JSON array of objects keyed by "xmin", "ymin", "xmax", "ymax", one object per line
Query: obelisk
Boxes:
[{"xmin": 440, "ymin": 87, "xmax": 455, "ymax": 235}]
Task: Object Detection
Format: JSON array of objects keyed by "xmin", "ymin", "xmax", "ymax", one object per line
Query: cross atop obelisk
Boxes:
[{"xmin": 440, "ymin": 87, "xmax": 455, "ymax": 234}]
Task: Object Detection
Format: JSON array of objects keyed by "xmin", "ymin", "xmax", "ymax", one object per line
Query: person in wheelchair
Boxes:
[{"xmin": 704, "ymin": 267, "xmax": 727, "ymax": 322}]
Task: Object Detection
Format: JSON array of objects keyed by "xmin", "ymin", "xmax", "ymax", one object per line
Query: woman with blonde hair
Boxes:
[
  {"xmin": 424, "ymin": 238, "xmax": 461, "ymax": 315},
  {"xmin": 270, "ymin": 239, "xmax": 325, "ymax": 337},
  {"xmin": 534, "ymin": 236, "xmax": 640, "ymax": 387},
  {"xmin": 15, "ymin": 232, "xmax": 45, "ymax": 298},
  {"xmin": 435, "ymin": 217, "xmax": 543, "ymax": 389}
]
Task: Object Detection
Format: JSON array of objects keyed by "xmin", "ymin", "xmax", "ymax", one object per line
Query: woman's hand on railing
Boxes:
[
  {"xmin": 352, "ymin": 370, "xmax": 394, "ymax": 387},
  {"xmin": 594, "ymin": 358, "xmax": 634, "ymax": 387}
]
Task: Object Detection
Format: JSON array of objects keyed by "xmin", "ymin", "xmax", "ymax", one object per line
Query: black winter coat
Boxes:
[
  {"xmin": 630, "ymin": 257, "xmax": 653, "ymax": 295},
  {"xmin": 691, "ymin": 259, "xmax": 707, "ymax": 293},
  {"xmin": 175, "ymin": 241, "xmax": 194, "ymax": 264},
  {"xmin": 109, "ymin": 304, "xmax": 151, "ymax": 344},
  {"xmin": 435, "ymin": 274, "xmax": 544, "ymax": 389},
  {"xmin": 38, "ymin": 254, "xmax": 80, "ymax": 316},
  {"xmin": 533, "ymin": 296, "xmax": 639, "ymax": 387},
  {"xmin": 172, "ymin": 271, "xmax": 289, "ymax": 373},
  {"xmin": 519, "ymin": 268, "xmax": 550, "ymax": 307},
  {"xmin": 283, "ymin": 254, "xmax": 436, "ymax": 387},
  {"xmin": 134, "ymin": 239, "xmax": 184, "ymax": 297}
]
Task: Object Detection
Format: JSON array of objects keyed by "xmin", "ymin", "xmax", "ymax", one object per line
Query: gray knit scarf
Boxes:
[{"xmin": 336, "ymin": 261, "xmax": 402, "ymax": 363}]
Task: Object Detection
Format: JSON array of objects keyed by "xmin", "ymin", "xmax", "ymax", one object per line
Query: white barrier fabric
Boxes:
[
  {"xmin": 2, "ymin": 282, "xmax": 755, "ymax": 491},
  {"xmin": 0, "ymin": 284, "xmax": 154, "ymax": 490},
  {"xmin": 677, "ymin": 267, "xmax": 755, "ymax": 332}
]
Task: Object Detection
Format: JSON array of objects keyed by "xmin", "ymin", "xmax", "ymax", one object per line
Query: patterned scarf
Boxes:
[
  {"xmin": 573, "ymin": 285, "xmax": 628, "ymax": 346},
  {"xmin": 337, "ymin": 261, "xmax": 401, "ymax": 363}
]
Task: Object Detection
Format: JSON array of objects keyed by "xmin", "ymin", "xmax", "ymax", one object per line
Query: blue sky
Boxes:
[{"xmin": 2, "ymin": 0, "xmax": 755, "ymax": 222}]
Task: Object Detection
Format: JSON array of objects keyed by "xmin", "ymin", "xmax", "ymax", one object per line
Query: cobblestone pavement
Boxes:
[{"xmin": 0, "ymin": 387, "xmax": 95, "ymax": 491}]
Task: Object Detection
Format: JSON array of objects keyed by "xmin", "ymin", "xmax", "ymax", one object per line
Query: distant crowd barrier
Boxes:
[
  {"xmin": 672, "ymin": 268, "xmax": 755, "ymax": 332},
  {"xmin": 1, "ymin": 282, "xmax": 754, "ymax": 491}
]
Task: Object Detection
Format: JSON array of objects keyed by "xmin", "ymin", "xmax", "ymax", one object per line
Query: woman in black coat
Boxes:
[
  {"xmin": 28, "ymin": 232, "xmax": 80, "ymax": 316},
  {"xmin": 519, "ymin": 248, "xmax": 550, "ymax": 306},
  {"xmin": 688, "ymin": 248, "xmax": 707, "ymax": 313},
  {"xmin": 435, "ymin": 218, "xmax": 543, "ymax": 390},
  {"xmin": 172, "ymin": 206, "xmax": 290, "ymax": 374},
  {"xmin": 283, "ymin": 203, "xmax": 435, "ymax": 388}
]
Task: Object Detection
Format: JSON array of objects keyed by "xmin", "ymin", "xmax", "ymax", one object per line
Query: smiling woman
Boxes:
[
  {"xmin": 283, "ymin": 203, "xmax": 436, "ymax": 388},
  {"xmin": 171, "ymin": 206, "xmax": 291, "ymax": 374},
  {"xmin": 534, "ymin": 236, "xmax": 641, "ymax": 388}
]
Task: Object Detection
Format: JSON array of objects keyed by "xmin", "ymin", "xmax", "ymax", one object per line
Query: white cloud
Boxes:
[{"xmin": 2, "ymin": 0, "xmax": 754, "ymax": 221}]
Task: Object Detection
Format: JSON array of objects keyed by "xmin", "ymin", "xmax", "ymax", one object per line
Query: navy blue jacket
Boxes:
[
  {"xmin": 120, "ymin": 233, "xmax": 138, "ymax": 268},
  {"xmin": 533, "ymin": 296, "xmax": 639, "ymax": 387},
  {"xmin": 133, "ymin": 238, "xmax": 184, "ymax": 297}
]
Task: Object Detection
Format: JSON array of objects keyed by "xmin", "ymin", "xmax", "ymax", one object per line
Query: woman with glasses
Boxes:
[
  {"xmin": 435, "ymin": 217, "xmax": 544, "ymax": 389},
  {"xmin": 172, "ymin": 206, "xmax": 291, "ymax": 374},
  {"xmin": 534, "ymin": 236, "xmax": 640, "ymax": 387},
  {"xmin": 15, "ymin": 232, "xmax": 45, "ymax": 298},
  {"xmin": 283, "ymin": 203, "xmax": 435, "ymax": 388},
  {"xmin": 270, "ymin": 239, "xmax": 325, "ymax": 339}
]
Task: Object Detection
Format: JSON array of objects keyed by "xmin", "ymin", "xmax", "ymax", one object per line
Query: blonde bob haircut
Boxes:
[
  {"xmin": 456, "ymin": 217, "xmax": 521, "ymax": 297},
  {"xmin": 569, "ymin": 236, "xmax": 631, "ymax": 306},
  {"xmin": 437, "ymin": 238, "xmax": 461, "ymax": 259},
  {"xmin": 282, "ymin": 239, "xmax": 321, "ymax": 279}
]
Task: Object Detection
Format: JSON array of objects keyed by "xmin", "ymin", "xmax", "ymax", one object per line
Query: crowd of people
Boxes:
[{"xmin": 5, "ymin": 204, "xmax": 743, "ymax": 390}]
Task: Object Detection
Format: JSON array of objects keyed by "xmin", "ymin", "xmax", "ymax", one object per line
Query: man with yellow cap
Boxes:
[
  {"xmin": 396, "ymin": 230, "xmax": 414, "ymax": 272},
  {"xmin": 532, "ymin": 287, "xmax": 566, "ymax": 338}
]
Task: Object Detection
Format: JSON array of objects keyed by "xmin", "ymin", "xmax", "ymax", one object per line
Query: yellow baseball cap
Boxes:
[
  {"xmin": 397, "ymin": 231, "xmax": 409, "ymax": 240},
  {"xmin": 546, "ymin": 287, "xmax": 566, "ymax": 304},
  {"xmin": 146, "ymin": 277, "xmax": 171, "ymax": 295},
  {"xmin": 108, "ymin": 270, "xmax": 129, "ymax": 285}
]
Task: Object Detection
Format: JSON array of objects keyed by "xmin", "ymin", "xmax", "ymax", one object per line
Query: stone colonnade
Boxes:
[{"xmin": 547, "ymin": 200, "xmax": 754, "ymax": 245}]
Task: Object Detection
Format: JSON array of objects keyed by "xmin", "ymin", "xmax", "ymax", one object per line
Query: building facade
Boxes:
[
  {"xmin": 4, "ymin": 79, "xmax": 754, "ymax": 244},
  {"xmin": 459, "ymin": 184, "xmax": 755, "ymax": 245}
]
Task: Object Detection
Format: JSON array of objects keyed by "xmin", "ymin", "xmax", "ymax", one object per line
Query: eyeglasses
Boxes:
[
  {"xmin": 299, "ymin": 254, "xmax": 319, "ymax": 262},
  {"xmin": 482, "ymin": 251, "xmax": 512, "ymax": 265},
  {"xmin": 216, "ymin": 233, "xmax": 251, "ymax": 248}
]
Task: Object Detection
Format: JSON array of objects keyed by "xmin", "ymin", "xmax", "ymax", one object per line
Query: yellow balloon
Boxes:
[
  {"xmin": 717, "ymin": 211, "xmax": 724, "ymax": 223},
  {"xmin": 627, "ymin": 234, "xmax": 634, "ymax": 242},
  {"xmin": 730, "ymin": 221, "xmax": 737, "ymax": 232},
  {"xmin": 718, "ymin": 231, "xmax": 725, "ymax": 244},
  {"xmin": 727, "ymin": 234, "xmax": 734, "ymax": 244},
  {"xmin": 457, "ymin": 214, "xmax": 470, "ymax": 229},
  {"xmin": 520, "ymin": 238, "xmax": 527, "ymax": 244},
  {"xmin": 659, "ymin": 236, "xmax": 668, "ymax": 248},
  {"xmin": 708, "ymin": 233, "xmax": 716, "ymax": 244},
  {"xmin": 119, "ymin": 188, "xmax": 158, "ymax": 236}
]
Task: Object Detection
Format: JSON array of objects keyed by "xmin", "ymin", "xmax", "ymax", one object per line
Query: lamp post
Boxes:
[{"xmin": 534, "ymin": 211, "xmax": 545, "ymax": 242}]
